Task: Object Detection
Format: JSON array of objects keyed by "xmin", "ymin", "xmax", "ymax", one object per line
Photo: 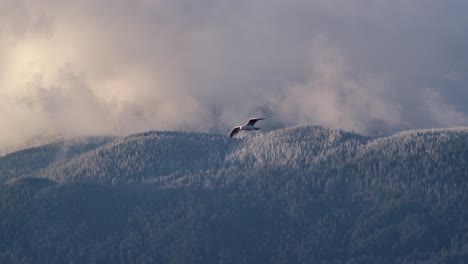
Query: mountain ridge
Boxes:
[{"xmin": 1, "ymin": 125, "xmax": 468, "ymax": 186}]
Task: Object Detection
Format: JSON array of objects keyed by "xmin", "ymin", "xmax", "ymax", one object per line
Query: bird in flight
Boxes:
[{"xmin": 229, "ymin": 118, "xmax": 266, "ymax": 138}]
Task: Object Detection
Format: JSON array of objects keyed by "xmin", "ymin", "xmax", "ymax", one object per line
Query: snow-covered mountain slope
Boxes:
[
  {"xmin": 36, "ymin": 131, "xmax": 233, "ymax": 184},
  {"xmin": 0, "ymin": 136, "xmax": 115, "ymax": 183},
  {"xmin": 22, "ymin": 126, "xmax": 366, "ymax": 184},
  {"xmin": 226, "ymin": 125, "xmax": 368, "ymax": 168},
  {"xmin": 1, "ymin": 125, "xmax": 466, "ymax": 192}
]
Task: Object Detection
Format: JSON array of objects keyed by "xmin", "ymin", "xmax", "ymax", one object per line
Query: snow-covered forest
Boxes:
[{"xmin": 1, "ymin": 125, "xmax": 467, "ymax": 263}]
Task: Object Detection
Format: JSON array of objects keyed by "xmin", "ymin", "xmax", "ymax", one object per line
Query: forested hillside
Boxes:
[{"xmin": 0, "ymin": 126, "xmax": 467, "ymax": 263}]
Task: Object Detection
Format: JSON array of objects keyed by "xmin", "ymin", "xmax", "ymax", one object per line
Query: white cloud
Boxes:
[
  {"xmin": 274, "ymin": 35, "xmax": 402, "ymax": 132},
  {"xmin": 422, "ymin": 89, "xmax": 468, "ymax": 127},
  {"xmin": 1, "ymin": 0, "xmax": 467, "ymax": 152}
]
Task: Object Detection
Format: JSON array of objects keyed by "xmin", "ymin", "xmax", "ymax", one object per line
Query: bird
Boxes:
[{"xmin": 229, "ymin": 117, "xmax": 266, "ymax": 138}]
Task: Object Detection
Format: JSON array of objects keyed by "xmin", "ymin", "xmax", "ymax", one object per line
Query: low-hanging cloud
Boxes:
[
  {"xmin": 274, "ymin": 35, "xmax": 402, "ymax": 131},
  {"xmin": 1, "ymin": 0, "xmax": 468, "ymax": 152}
]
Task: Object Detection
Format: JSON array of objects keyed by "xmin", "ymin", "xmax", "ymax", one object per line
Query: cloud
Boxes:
[
  {"xmin": 1, "ymin": 0, "xmax": 468, "ymax": 151},
  {"xmin": 274, "ymin": 35, "xmax": 402, "ymax": 132},
  {"xmin": 422, "ymin": 89, "xmax": 468, "ymax": 127}
]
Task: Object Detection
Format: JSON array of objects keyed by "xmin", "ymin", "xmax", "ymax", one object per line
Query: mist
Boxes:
[{"xmin": 1, "ymin": 0, "xmax": 468, "ymax": 152}]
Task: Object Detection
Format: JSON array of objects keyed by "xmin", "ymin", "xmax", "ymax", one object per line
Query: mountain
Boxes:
[
  {"xmin": 0, "ymin": 136, "xmax": 115, "ymax": 183},
  {"xmin": 34, "ymin": 131, "xmax": 233, "ymax": 184},
  {"xmin": 0, "ymin": 125, "xmax": 467, "ymax": 263}
]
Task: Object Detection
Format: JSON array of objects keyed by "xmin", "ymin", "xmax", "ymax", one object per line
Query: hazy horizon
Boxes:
[{"xmin": 2, "ymin": 0, "xmax": 468, "ymax": 151}]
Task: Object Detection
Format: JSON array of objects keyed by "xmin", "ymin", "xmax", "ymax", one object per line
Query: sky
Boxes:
[{"xmin": 1, "ymin": 0, "xmax": 468, "ymax": 151}]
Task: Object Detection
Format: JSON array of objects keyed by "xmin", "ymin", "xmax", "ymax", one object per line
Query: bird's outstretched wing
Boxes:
[
  {"xmin": 246, "ymin": 117, "xmax": 266, "ymax": 126},
  {"xmin": 229, "ymin": 126, "xmax": 241, "ymax": 138}
]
